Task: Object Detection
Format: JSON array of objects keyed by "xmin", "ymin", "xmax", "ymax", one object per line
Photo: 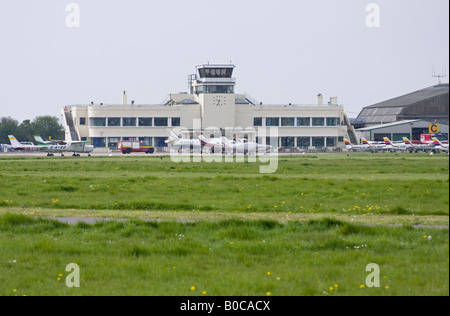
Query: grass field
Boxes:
[{"xmin": 0, "ymin": 153, "xmax": 448, "ymax": 296}]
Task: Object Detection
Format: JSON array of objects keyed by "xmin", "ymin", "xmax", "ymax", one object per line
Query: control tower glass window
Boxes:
[
  {"xmin": 195, "ymin": 85, "xmax": 235, "ymax": 94},
  {"xmin": 199, "ymin": 68, "xmax": 233, "ymax": 78}
]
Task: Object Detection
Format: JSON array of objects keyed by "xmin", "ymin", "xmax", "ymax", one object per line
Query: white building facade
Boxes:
[{"xmin": 63, "ymin": 64, "xmax": 356, "ymax": 151}]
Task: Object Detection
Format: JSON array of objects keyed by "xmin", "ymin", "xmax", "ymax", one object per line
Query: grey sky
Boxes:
[{"xmin": 0, "ymin": 0, "xmax": 448, "ymax": 121}]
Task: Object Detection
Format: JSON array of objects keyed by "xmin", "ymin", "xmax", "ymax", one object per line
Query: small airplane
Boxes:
[
  {"xmin": 8, "ymin": 135, "xmax": 49, "ymax": 153},
  {"xmin": 34, "ymin": 136, "xmax": 94, "ymax": 156},
  {"xmin": 432, "ymin": 138, "xmax": 449, "ymax": 152},
  {"xmin": 402, "ymin": 137, "xmax": 433, "ymax": 152},
  {"xmin": 383, "ymin": 137, "xmax": 408, "ymax": 151},
  {"xmin": 221, "ymin": 137, "xmax": 271, "ymax": 154},
  {"xmin": 8, "ymin": 135, "xmax": 93, "ymax": 157},
  {"xmin": 360, "ymin": 138, "xmax": 385, "ymax": 152},
  {"xmin": 198, "ymin": 134, "xmax": 225, "ymax": 153},
  {"xmin": 344, "ymin": 139, "xmax": 367, "ymax": 151},
  {"xmin": 165, "ymin": 130, "xmax": 202, "ymax": 151}
]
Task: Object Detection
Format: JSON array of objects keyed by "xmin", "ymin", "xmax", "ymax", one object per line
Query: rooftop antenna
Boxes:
[{"xmin": 432, "ymin": 68, "xmax": 447, "ymax": 84}]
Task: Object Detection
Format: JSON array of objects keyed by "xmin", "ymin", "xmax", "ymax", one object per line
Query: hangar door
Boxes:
[
  {"xmin": 374, "ymin": 133, "xmax": 391, "ymax": 141},
  {"xmin": 393, "ymin": 133, "xmax": 411, "ymax": 141}
]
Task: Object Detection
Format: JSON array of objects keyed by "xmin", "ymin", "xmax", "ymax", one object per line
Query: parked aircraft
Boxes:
[
  {"xmin": 221, "ymin": 137, "xmax": 271, "ymax": 154},
  {"xmin": 383, "ymin": 137, "xmax": 408, "ymax": 151},
  {"xmin": 8, "ymin": 135, "xmax": 49, "ymax": 153},
  {"xmin": 34, "ymin": 136, "xmax": 94, "ymax": 156},
  {"xmin": 165, "ymin": 130, "xmax": 202, "ymax": 151},
  {"xmin": 432, "ymin": 138, "xmax": 449, "ymax": 152},
  {"xmin": 8, "ymin": 135, "xmax": 93, "ymax": 156},
  {"xmin": 402, "ymin": 137, "xmax": 433, "ymax": 152},
  {"xmin": 360, "ymin": 138, "xmax": 385, "ymax": 152},
  {"xmin": 198, "ymin": 134, "xmax": 226, "ymax": 153},
  {"xmin": 344, "ymin": 139, "xmax": 368, "ymax": 152}
]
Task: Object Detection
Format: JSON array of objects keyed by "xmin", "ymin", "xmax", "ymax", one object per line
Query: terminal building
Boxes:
[{"xmin": 62, "ymin": 64, "xmax": 357, "ymax": 151}]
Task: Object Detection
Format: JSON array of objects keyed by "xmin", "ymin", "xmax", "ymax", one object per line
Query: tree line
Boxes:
[{"xmin": 0, "ymin": 116, "xmax": 64, "ymax": 145}]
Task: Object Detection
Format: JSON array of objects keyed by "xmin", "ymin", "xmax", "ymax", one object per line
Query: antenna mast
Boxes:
[{"xmin": 432, "ymin": 68, "xmax": 447, "ymax": 84}]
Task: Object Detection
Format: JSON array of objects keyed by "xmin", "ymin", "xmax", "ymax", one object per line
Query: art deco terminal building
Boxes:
[{"xmin": 62, "ymin": 64, "xmax": 356, "ymax": 151}]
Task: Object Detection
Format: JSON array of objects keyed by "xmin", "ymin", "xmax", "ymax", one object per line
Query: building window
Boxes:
[
  {"xmin": 108, "ymin": 137, "xmax": 120, "ymax": 149},
  {"xmin": 326, "ymin": 117, "xmax": 339, "ymax": 127},
  {"xmin": 195, "ymin": 85, "xmax": 234, "ymax": 94},
  {"xmin": 266, "ymin": 117, "xmax": 280, "ymax": 127},
  {"xmin": 297, "ymin": 137, "xmax": 310, "ymax": 148},
  {"xmin": 139, "ymin": 137, "xmax": 153, "ymax": 146},
  {"xmin": 312, "ymin": 118, "xmax": 325, "ymax": 126},
  {"xmin": 281, "ymin": 118, "xmax": 295, "ymax": 127},
  {"xmin": 79, "ymin": 117, "xmax": 86, "ymax": 125},
  {"xmin": 92, "ymin": 137, "xmax": 106, "ymax": 148},
  {"xmin": 297, "ymin": 117, "xmax": 311, "ymax": 127},
  {"xmin": 90, "ymin": 118, "xmax": 106, "ymax": 127},
  {"xmin": 281, "ymin": 137, "xmax": 295, "ymax": 148},
  {"xmin": 154, "ymin": 118, "xmax": 168, "ymax": 127},
  {"xmin": 108, "ymin": 118, "xmax": 121, "ymax": 127},
  {"xmin": 171, "ymin": 117, "xmax": 181, "ymax": 127},
  {"xmin": 139, "ymin": 118, "xmax": 153, "ymax": 127},
  {"xmin": 123, "ymin": 117, "xmax": 137, "ymax": 127},
  {"xmin": 326, "ymin": 137, "xmax": 337, "ymax": 147},
  {"xmin": 254, "ymin": 117, "xmax": 263, "ymax": 127},
  {"xmin": 312, "ymin": 137, "xmax": 325, "ymax": 148},
  {"xmin": 155, "ymin": 137, "xmax": 168, "ymax": 147}
]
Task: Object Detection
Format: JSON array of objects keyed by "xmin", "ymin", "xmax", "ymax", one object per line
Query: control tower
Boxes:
[{"xmin": 190, "ymin": 64, "xmax": 238, "ymax": 128}]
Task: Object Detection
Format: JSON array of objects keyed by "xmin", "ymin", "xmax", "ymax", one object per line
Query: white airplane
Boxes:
[
  {"xmin": 198, "ymin": 134, "xmax": 224, "ymax": 148},
  {"xmin": 221, "ymin": 137, "xmax": 271, "ymax": 154},
  {"xmin": 8, "ymin": 135, "xmax": 50, "ymax": 154},
  {"xmin": 432, "ymin": 138, "xmax": 449, "ymax": 152},
  {"xmin": 344, "ymin": 139, "xmax": 371, "ymax": 152},
  {"xmin": 165, "ymin": 130, "xmax": 202, "ymax": 151},
  {"xmin": 34, "ymin": 136, "xmax": 94, "ymax": 156},
  {"xmin": 402, "ymin": 137, "xmax": 433, "ymax": 152},
  {"xmin": 383, "ymin": 137, "xmax": 408, "ymax": 151},
  {"xmin": 360, "ymin": 138, "xmax": 386, "ymax": 152}
]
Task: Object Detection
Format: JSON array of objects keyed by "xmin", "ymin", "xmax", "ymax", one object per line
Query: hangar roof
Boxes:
[
  {"xmin": 358, "ymin": 84, "xmax": 449, "ymax": 125},
  {"xmin": 363, "ymin": 84, "xmax": 449, "ymax": 109}
]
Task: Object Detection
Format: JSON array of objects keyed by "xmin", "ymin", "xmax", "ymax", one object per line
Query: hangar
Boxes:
[
  {"xmin": 356, "ymin": 119, "xmax": 449, "ymax": 142},
  {"xmin": 357, "ymin": 84, "xmax": 449, "ymax": 126}
]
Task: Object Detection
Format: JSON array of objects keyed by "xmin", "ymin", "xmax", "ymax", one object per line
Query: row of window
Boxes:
[
  {"xmin": 84, "ymin": 117, "xmax": 181, "ymax": 127},
  {"xmin": 256, "ymin": 136, "xmax": 342, "ymax": 149},
  {"xmin": 254, "ymin": 117, "xmax": 342, "ymax": 127},
  {"xmin": 89, "ymin": 136, "xmax": 342, "ymax": 149},
  {"xmin": 90, "ymin": 137, "xmax": 169, "ymax": 148}
]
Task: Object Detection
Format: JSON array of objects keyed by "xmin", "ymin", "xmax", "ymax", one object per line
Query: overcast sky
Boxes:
[{"xmin": 0, "ymin": 0, "xmax": 448, "ymax": 121}]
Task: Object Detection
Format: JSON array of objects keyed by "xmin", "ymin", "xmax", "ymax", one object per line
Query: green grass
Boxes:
[
  {"xmin": 0, "ymin": 213, "xmax": 448, "ymax": 296},
  {"xmin": 0, "ymin": 153, "xmax": 448, "ymax": 296},
  {"xmin": 0, "ymin": 154, "xmax": 448, "ymax": 216}
]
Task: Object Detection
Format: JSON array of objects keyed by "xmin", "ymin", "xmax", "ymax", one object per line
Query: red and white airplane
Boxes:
[{"xmin": 432, "ymin": 138, "xmax": 449, "ymax": 152}]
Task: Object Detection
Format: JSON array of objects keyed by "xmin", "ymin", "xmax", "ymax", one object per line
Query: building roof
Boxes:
[
  {"xmin": 364, "ymin": 84, "xmax": 449, "ymax": 109},
  {"xmin": 358, "ymin": 84, "xmax": 449, "ymax": 125}
]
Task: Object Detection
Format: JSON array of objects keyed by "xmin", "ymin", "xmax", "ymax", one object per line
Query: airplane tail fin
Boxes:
[
  {"xmin": 34, "ymin": 136, "xmax": 47, "ymax": 145},
  {"xmin": 8, "ymin": 135, "xmax": 22, "ymax": 148},
  {"xmin": 166, "ymin": 129, "xmax": 180, "ymax": 144},
  {"xmin": 403, "ymin": 137, "xmax": 413, "ymax": 146},
  {"xmin": 432, "ymin": 138, "xmax": 444, "ymax": 147},
  {"xmin": 383, "ymin": 137, "xmax": 393, "ymax": 146},
  {"xmin": 344, "ymin": 139, "xmax": 353, "ymax": 149},
  {"xmin": 361, "ymin": 138, "xmax": 371, "ymax": 147},
  {"xmin": 197, "ymin": 134, "xmax": 208, "ymax": 145}
]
